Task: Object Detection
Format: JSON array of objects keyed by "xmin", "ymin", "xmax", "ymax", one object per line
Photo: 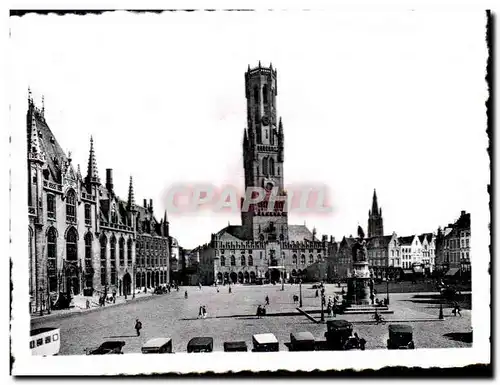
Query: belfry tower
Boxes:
[
  {"xmin": 241, "ymin": 62, "xmax": 288, "ymax": 242},
  {"xmin": 368, "ymin": 189, "xmax": 384, "ymax": 238}
]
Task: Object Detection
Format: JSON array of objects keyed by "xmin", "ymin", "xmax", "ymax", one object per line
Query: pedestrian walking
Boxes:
[
  {"xmin": 452, "ymin": 302, "xmax": 462, "ymax": 316},
  {"xmin": 135, "ymin": 319, "xmax": 142, "ymax": 336},
  {"xmin": 229, "ymin": 286, "xmax": 232, "ymax": 294},
  {"xmin": 198, "ymin": 306, "xmax": 203, "ymax": 318},
  {"xmin": 265, "ymin": 295, "xmax": 270, "ymax": 305},
  {"xmin": 86, "ymin": 299, "xmax": 90, "ymax": 309},
  {"xmin": 216, "ymin": 287, "xmax": 219, "ymax": 293},
  {"xmin": 202, "ymin": 305, "xmax": 207, "ymax": 319},
  {"xmin": 315, "ymin": 289, "xmax": 319, "ymax": 298},
  {"xmin": 184, "ymin": 290, "xmax": 188, "ymax": 299},
  {"xmin": 199, "ymin": 283, "xmax": 202, "ymax": 290}
]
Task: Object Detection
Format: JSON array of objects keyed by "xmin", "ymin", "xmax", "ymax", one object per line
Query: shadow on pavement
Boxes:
[
  {"xmin": 107, "ymin": 335, "xmax": 138, "ymax": 338},
  {"xmin": 443, "ymin": 332, "xmax": 473, "ymax": 343}
]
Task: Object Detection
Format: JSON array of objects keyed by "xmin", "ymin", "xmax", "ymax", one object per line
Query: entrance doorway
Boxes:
[
  {"xmin": 270, "ymin": 268, "xmax": 280, "ymax": 283},
  {"xmin": 123, "ymin": 273, "xmax": 131, "ymax": 296},
  {"xmin": 230, "ymin": 272, "xmax": 237, "ymax": 284}
]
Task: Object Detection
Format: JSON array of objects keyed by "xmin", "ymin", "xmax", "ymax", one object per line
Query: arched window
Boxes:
[
  {"xmin": 127, "ymin": 239, "xmax": 132, "ymax": 267},
  {"xmin": 309, "ymin": 254, "xmax": 314, "ymax": 264},
  {"xmin": 47, "ymin": 227, "xmax": 58, "ymax": 292},
  {"xmin": 119, "ymin": 237, "xmax": 125, "ymax": 266},
  {"xmin": 66, "ymin": 190, "xmax": 76, "ymax": 222},
  {"xmin": 231, "ymin": 255, "xmax": 236, "ymax": 266},
  {"xmin": 100, "ymin": 235, "xmax": 107, "ymax": 286},
  {"xmin": 220, "ymin": 256, "xmax": 226, "ymax": 266},
  {"xmin": 241, "ymin": 255, "xmax": 246, "ymax": 266},
  {"xmin": 293, "ymin": 254, "xmax": 297, "ymax": 264},
  {"xmin": 263, "ymin": 157, "xmax": 268, "ymax": 175},
  {"xmin": 248, "ymin": 255, "xmax": 253, "ymax": 266},
  {"xmin": 110, "ymin": 236, "xmax": 116, "ymax": 285},
  {"xmin": 263, "ymin": 84, "xmax": 268, "ymax": 104},
  {"xmin": 66, "ymin": 227, "xmax": 78, "ymax": 261},
  {"xmin": 253, "ymin": 86, "xmax": 259, "ymax": 103},
  {"xmin": 47, "ymin": 194, "xmax": 56, "ymax": 219},
  {"xmin": 269, "ymin": 158, "xmax": 275, "ymax": 176},
  {"xmin": 84, "ymin": 204, "xmax": 91, "ymax": 226},
  {"xmin": 84, "ymin": 233, "xmax": 93, "ymax": 287},
  {"xmin": 300, "ymin": 254, "xmax": 306, "ymax": 265}
]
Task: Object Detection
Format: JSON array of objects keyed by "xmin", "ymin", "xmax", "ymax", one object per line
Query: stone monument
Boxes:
[{"xmin": 346, "ymin": 226, "xmax": 373, "ymax": 305}]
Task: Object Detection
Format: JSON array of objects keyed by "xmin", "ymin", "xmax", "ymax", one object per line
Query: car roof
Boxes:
[
  {"xmin": 188, "ymin": 337, "xmax": 213, "ymax": 346},
  {"xmin": 253, "ymin": 333, "xmax": 278, "ymax": 344},
  {"xmin": 327, "ymin": 320, "xmax": 352, "ymax": 328},
  {"xmin": 142, "ymin": 338, "xmax": 172, "ymax": 348},
  {"xmin": 291, "ymin": 332, "xmax": 315, "ymax": 341},
  {"xmin": 389, "ymin": 324, "xmax": 413, "ymax": 333}
]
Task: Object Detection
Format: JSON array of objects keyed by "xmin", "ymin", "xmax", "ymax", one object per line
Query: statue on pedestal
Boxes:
[{"xmin": 352, "ymin": 226, "xmax": 368, "ymax": 263}]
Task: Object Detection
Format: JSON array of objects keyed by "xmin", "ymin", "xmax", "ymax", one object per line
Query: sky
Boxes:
[{"xmin": 10, "ymin": 11, "xmax": 489, "ymax": 249}]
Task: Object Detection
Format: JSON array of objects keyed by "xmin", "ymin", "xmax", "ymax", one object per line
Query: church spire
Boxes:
[
  {"xmin": 86, "ymin": 136, "xmax": 100, "ymax": 185},
  {"xmin": 371, "ymin": 189, "xmax": 379, "ymax": 215}
]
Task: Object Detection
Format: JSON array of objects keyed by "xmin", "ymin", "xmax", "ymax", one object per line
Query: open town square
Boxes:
[{"xmin": 30, "ymin": 282, "xmax": 472, "ymax": 355}]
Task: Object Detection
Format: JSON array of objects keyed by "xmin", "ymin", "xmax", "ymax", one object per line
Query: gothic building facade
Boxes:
[
  {"xmin": 196, "ymin": 63, "xmax": 335, "ymax": 285},
  {"xmin": 27, "ymin": 92, "xmax": 170, "ymax": 314}
]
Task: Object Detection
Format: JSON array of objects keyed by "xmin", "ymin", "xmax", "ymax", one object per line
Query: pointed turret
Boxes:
[
  {"xmin": 41, "ymin": 95, "xmax": 45, "ymax": 118},
  {"xmin": 127, "ymin": 176, "xmax": 137, "ymax": 214},
  {"xmin": 28, "ymin": 111, "xmax": 45, "ymax": 164},
  {"xmin": 85, "ymin": 136, "xmax": 100, "ymax": 186},
  {"xmin": 76, "ymin": 164, "xmax": 82, "ymax": 181},
  {"xmin": 368, "ymin": 188, "xmax": 384, "ymax": 238}
]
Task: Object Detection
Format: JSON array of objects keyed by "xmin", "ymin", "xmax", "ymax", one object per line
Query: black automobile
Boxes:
[
  {"xmin": 289, "ymin": 332, "xmax": 315, "ymax": 351},
  {"xmin": 187, "ymin": 337, "xmax": 213, "ymax": 353},
  {"xmin": 324, "ymin": 320, "xmax": 354, "ymax": 350},
  {"xmin": 86, "ymin": 341, "xmax": 125, "ymax": 355},
  {"xmin": 387, "ymin": 324, "xmax": 415, "ymax": 349},
  {"xmin": 223, "ymin": 341, "xmax": 248, "ymax": 352}
]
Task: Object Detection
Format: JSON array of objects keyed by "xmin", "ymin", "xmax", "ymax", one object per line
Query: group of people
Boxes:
[
  {"xmin": 326, "ymin": 295, "xmax": 340, "ymax": 318},
  {"xmin": 256, "ymin": 295, "xmax": 270, "ymax": 318},
  {"xmin": 198, "ymin": 305, "xmax": 208, "ymax": 319}
]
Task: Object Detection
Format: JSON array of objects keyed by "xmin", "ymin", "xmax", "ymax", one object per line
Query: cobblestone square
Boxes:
[{"xmin": 31, "ymin": 284, "xmax": 472, "ymax": 355}]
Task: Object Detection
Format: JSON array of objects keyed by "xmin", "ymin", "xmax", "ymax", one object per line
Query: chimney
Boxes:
[
  {"xmin": 143, "ymin": 199, "xmax": 147, "ymax": 208},
  {"xmin": 106, "ymin": 169, "xmax": 113, "ymax": 191},
  {"xmin": 150, "ymin": 199, "xmax": 153, "ymax": 213}
]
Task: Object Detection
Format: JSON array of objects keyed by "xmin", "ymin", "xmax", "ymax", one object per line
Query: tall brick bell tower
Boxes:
[
  {"xmin": 368, "ymin": 189, "xmax": 384, "ymax": 238},
  {"xmin": 241, "ymin": 62, "xmax": 288, "ymax": 242}
]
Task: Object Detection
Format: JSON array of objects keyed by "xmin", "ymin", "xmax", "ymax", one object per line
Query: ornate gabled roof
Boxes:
[
  {"xmin": 398, "ymin": 235, "xmax": 415, "ymax": 246},
  {"xmin": 127, "ymin": 176, "xmax": 135, "ymax": 209}
]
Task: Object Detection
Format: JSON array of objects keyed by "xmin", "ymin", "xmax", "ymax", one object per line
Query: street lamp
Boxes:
[
  {"xmin": 320, "ymin": 293, "xmax": 325, "ymax": 322},
  {"xmin": 386, "ymin": 275, "xmax": 390, "ymax": 305},
  {"xmin": 39, "ymin": 286, "xmax": 44, "ymax": 316},
  {"xmin": 132, "ymin": 264, "xmax": 136, "ymax": 299},
  {"xmin": 299, "ymin": 279, "xmax": 303, "ymax": 307}
]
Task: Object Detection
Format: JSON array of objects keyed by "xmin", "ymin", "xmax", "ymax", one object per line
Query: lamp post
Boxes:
[
  {"xmin": 39, "ymin": 286, "xmax": 44, "ymax": 316},
  {"xmin": 386, "ymin": 274, "xmax": 390, "ymax": 305},
  {"xmin": 320, "ymin": 294, "xmax": 325, "ymax": 322},
  {"xmin": 299, "ymin": 279, "xmax": 303, "ymax": 307},
  {"xmin": 132, "ymin": 264, "xmax": 136, "ymax": 299}
]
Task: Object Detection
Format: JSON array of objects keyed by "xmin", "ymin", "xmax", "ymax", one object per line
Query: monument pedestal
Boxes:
[{"xmin": 346, "ymin": 262, "xmax": 372, "ymax": 305}]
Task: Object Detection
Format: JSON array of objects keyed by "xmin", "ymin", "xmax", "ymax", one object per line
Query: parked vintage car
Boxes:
[
  {"xmin": 86, "ymin": 341, "xmax": 125, "ymax": 355},
  {"xmin": 289, "ymin": 331, "xmax": 315, "ymax": 351},
  {"xmin": 223, "ymin": 341, "xmax": 248, "ymax": 352},
  {"xmin": 324, "ymin": 320, "xmax": 354, "ymax": 350},
  {"xmin": 387, "ymin": 324, "xmax": 415, "ymax": 349},
  {"xmin": 252, "ymin": 333, "xmax": 279, "ymax": 352},
  {"xmin": 187, "ymin": 337, "xmax": 213, "ymax": 353},
  {"xmin": 141, "ymin": 338, "xmax": 173, "ymax": 354}
]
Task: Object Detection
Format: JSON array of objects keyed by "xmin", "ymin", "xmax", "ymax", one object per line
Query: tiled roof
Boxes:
[
  {"xmin": 398, "ymin": 236, "xmax": 415, "ymax": 245},
  {"xmin": 366, "ymin": 235, "xmax": 393, "ymax": 248},
  {"xmin": 288, "ymin": 225, "xmax": 319, "ymax": 242}
]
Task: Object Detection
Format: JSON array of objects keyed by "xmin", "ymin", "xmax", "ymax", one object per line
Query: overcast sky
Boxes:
[{"xmin": 10, "ymin": 11, "xmax": 489, "ymax": 248}]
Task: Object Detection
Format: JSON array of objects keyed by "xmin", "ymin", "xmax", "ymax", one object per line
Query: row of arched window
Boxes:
[
  {"xmin": 262, "ymin": 157, "xmax": 276, "ymax": 176},
  {"xmin": 253, "ymin": 84, "xmax": 275, "ymax": 106},
  {"xmin": 220, "ymin": 255, "xmax": 254, "ymax": 267}
]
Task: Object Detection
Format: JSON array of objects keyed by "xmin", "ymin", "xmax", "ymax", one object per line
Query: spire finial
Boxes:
[
  {"xmin": 86, "ymin": 136, "xmax": 100, "ymax": 185},
  {"xmin": 41, "ymin": 95, "xmax": 45, "ymax": 116},
  {"xmin": 270, "ymin": 62, "xmax": 273, "ymax": 69},
  {"xmin": 258, "ymin": 60, "xmax": 261, "ymax": 68},
  {"xmin": 28, "ymin": 86, "xmax": 32, "ymax": 105},
  {"xmin": 128, "ymin": 175, "xmax": 135, "ymax": 209}
]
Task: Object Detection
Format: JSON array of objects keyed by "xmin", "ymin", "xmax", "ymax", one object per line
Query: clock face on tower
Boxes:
[{"xmin": 261, "ymin": 116, "xmax": 270, "ymax": 126}]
